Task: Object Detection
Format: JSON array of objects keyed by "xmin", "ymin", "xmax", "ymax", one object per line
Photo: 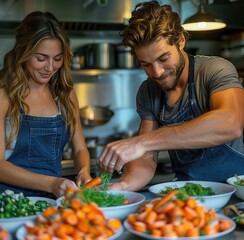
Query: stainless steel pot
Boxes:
[
  {"xmin": 115, "ymin": 45, "xmax": 138, "ymax": 69},
  {"xmin": 80, "ymin": 105, "xmax": 114, "ymax": 127},
  {"xmin": 85, "ymin": 43, "xmax": 115, "ymax": 69}
]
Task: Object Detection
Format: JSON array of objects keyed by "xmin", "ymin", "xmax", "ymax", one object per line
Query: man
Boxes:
[{"xmin": 98, "ymin": 1, "xmax": 244, "ymax": 191}]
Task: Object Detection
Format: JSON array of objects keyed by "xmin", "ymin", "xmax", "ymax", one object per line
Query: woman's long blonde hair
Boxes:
[{"xmin": 0, "ymin": 11, "xmax": 76, "ymax": 148}]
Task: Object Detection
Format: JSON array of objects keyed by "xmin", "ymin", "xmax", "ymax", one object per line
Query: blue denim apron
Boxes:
[
  {"xmin": 159, "ymin": 55, "xmax": 244, "ymax": 182},
  {"xmin": 0, "ymin": 110, "xmax": 69, "ymax": 197}
]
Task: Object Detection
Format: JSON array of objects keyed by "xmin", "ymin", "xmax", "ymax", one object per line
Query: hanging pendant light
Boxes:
[{"xmin": 182, "ymin": 0, "xmax": 226, "ymax": 31}]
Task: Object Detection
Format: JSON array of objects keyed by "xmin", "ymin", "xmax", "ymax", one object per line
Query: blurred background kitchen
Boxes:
[{"xmin": 0, "ymin": 0, "xmax": 243, "ymax": 187}]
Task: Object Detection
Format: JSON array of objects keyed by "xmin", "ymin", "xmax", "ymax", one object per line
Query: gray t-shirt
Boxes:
[{"xmin": 136, "ymin": 55, "xmax": 244, "ymax": 154}]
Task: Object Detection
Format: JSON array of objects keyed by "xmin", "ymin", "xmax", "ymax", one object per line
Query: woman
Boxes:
[{"xmin": 0, "ymin": 11, "xmax": 91, "ymax": 198}]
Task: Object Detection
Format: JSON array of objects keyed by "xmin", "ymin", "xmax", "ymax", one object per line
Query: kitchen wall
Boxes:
[
  {"xmin": 2, "ymin": 0, "xmax": 235, "ymax": 65},
  {"xmin": 0, "ymin": 0, "xmax": 243, "ymax": 138}
]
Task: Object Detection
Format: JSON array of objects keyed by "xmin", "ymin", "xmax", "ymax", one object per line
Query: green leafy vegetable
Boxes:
[
  {"xmin": 100, "ymin": 172, "xmax": 113, "ymax": 191},
  {"xmin": 64, "ymin": 187, "xmax": 126, "ymax": 208},
  {"xmin": 233, "ymin": 174, "xmax": 244, "ymax": 186},
  {"xmin": 0, "ymin": 190, "xmax": 51, "ymax": 218},
  {"xmin": 160, "ymin": 182, "xmax": 216, "ymax": 200}
]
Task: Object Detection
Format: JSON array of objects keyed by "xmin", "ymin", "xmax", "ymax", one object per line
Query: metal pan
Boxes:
[{"xmin": 80, "ymin": 105, "xmax": 114, "ymax": 127}]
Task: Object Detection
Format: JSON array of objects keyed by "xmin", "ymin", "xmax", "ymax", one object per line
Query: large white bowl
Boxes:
[
  {"xmin": 57, "ymin": 190, "xmax": 145, "ymax": 220},
  {"xmin": 0, "ymin": 197, "xmax": 56, "ymax": 234},
  {"xmin": 149, "ymin": 181, "xmax": 236, "ymax": 211},
  {"xmin": 226, "ymin": 175, "xmax": 244, "ymax": 200}
]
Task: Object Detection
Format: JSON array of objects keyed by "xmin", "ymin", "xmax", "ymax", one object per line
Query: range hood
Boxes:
[
  {"xmin": 1, "ymin": 0, "xmax": 244, "ymax": 39},
  {"xmin": 0, "ymin": 0, "xmax": 132, "ymax": 34}
]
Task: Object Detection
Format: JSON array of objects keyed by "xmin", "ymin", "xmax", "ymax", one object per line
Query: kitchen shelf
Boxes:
[
  {"xmin": 71, "ymin": 68, "xmax": 146, "ymax": 83},
  {"xmin": 72, "ymin": 68, "xmax": 143, "ymax": 76}
]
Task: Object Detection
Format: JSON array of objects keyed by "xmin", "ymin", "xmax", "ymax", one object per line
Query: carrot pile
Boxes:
[
  {"xmin": 127, "ymin": 190, "xmax": 233, "ymax": 238},
  {"xmin": 23, "ymin": 188, "xmax": 122, "ymax": 239}
]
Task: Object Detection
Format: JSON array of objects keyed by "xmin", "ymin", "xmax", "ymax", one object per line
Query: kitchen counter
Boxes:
[{"xmin": 118, "ymin": 191, "xmax": 244, "ymax": 240}]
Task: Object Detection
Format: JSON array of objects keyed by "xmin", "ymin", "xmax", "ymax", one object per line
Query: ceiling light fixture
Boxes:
[{"xmin": 182, "ymin": 0, "xmax": 227, "ymax": 31}]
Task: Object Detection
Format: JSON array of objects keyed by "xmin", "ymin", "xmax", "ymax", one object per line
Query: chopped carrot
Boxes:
[
  {"xmin": 167, "ymin": 205, "xmax": 183, "ymax": 218},
  {"xmin": 65, "ymin": 213, "xmax": 78, "ymax": 226},
  {"xmin": 71, "ymin": 230, "xmax": 85, "ymax": 239},
  {"xmin": 173, "ymin": 199, "xmax": 185, "ymax": 208},
  {"xmin": 76, "ymin": 209, "xmax": 86, "ymax": 220},
  {"xmin": 156, "ymin": 213, "xmax": 167, "ymax": 220},
  {"xmin": 153, "ymin": 190, "xmax": 177, "ymax": 211},
  {"xmin": 107, "ymin": 218, "xmax": 122, "ymax": 232},
  {"xmin": 161, "ymin": 224, "xmax": 174, "ymax": 236},
  {"xmin": 205, "ymin": 209, "xmax": 217, "ymax": 223},
  {"xmin": 185, "ymin": 197, "xmax": 197, "ymax": 209},
  {"xmin": 65, "ymin": 187, "xmax": 76, "ymax": 199},
  {"xmin": 173, "ymin": 224, "xmax": 187, "ymax": 237},
  {"xmin": 133, "ymin": 221, "xmax": 147, "ymax": 232},
  {"xmin": 33, "ymin": 233, "xmax": 52, "ymax": 240},
  {"xmin": 193, "ymin": 216, "xmax": 206, "ymax": 228},
  {"xmin": 147, "ymin": 220, "xmax": 166, "ymax": 230},
  {"xmin": 186, "ymin": 227, "xmax": 200, "ymax": 237},
  {"xmin": 183, "ymin": 206, "xmax": 198, "ymax": 221},
  {"xmin": 151, "ymin": 229, "xmax": 162, "ymax": 237},
  {"xmin": 144, "ymin": 203, "xmax": 154, "ymax": 213},
  {"xmin": 56, "ymin": 224, "xmax": 74, "ymax": 237},
  {"xmin": 124, "ymin": 198, "xmax": 130, "ymax": 205},
  {"xmin": 127, "ymin": 213, "xmax": 137, "ymax": 225},
  {"xmin": 156, "ymin": 201, "xmax": 176, "ymax": 214},
  {"xmin": 85, "ymin": 176, "xmax": 102, "ymax": 188},
  {"xmin": 203, "ymin": 223, "xmax": 218, "ymax": 236},
  {"xmin": 42, "ymin": 207, "xmax": 58, "ymax": 219},
  {"xmin": 77, "ymin": 219, "xmax": 90, "ymax": 233},
  {"xmin": 144, "ymin": 210, "xmax": 158, "ymax": 224},
  {"xmin": 136, "ymin": 211, "xmax": 148, "ymax": 222},
  {"xmin": 182, "ymin": 219, "xmax": 194, "ymax": 231},
  {"xmin": 0, "ymin": 227, "xmax": 8, "ymax": 240},
  {"xmin": 90, "ymin": 213, "xmax": 105, "ymax": 225},
  {"xmin": 70, "ymin": 198, "xmax": 82, "ymax": 210},
  {"xmin": 219, "ymin": 219, "xmax": 233, "ymax": 232}
]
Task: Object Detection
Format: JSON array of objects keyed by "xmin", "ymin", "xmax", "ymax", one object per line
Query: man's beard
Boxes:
[{"xmin": 159, "ymin": 50, "xmax": 185, "ymax": 92}]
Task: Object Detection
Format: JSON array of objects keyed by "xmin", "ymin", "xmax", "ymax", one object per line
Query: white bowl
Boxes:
[
  {"xmin": 226, "ymin": 175, "xmax": 244, "ymax": 200},
  {"xmin": 149, "ymin": 181, "xmax": 236, "ymax": 211},
  {"xmin": 57, "ymin": 190, "xmax": 145, "ymax": 220},
  {"xmin": 0, "ymin": 197, "xmax": 56, "ymax": 234}
]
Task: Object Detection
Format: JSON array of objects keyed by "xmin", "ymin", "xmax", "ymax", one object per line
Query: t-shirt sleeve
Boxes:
[
  {"xmin": 200, "ymin": 57, "xmax": 242, "ymax": 95},
  {"xmin": 136, "ymin": 79, "xmax": 162, "ymax": 121},
  {"xmin": 195, "ymin": 56, "xmax": 243, "ymax": 113}
]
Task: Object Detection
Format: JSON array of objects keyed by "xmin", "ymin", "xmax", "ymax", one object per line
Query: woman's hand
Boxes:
[
  {"xmin": 51, "ymin": 177, "xmax": 79, "ymax": 198},
  {"xmin": 75, "ymin": 170, "xmax": 92, "ymax": 187}
]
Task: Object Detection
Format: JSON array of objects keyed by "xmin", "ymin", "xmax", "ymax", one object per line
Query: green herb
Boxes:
[
  {"xmin": 65, "ymin": 187, "xmax": 125, "ymax": 207},
  {"xmin": 233, "ymin": 174, "xmax": 244, "ymax": 186},
  {"xmin": 160, "ymin": 182, "xmax": 216, "ymax": 200},
  {"xmin": 100, "ymin": 172, "xmax": 113, "ymax": 191}
]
